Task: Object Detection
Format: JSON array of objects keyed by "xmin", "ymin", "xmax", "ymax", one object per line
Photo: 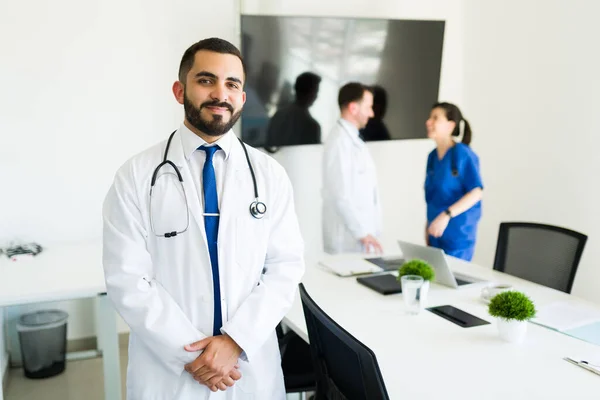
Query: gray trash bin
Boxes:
[{"xmin": 17, "ymin": 310, "xmax": 69, "ymax": 379}]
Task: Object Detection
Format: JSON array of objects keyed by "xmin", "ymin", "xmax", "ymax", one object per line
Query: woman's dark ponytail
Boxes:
[{"xmin": 462, "ymin": 119, "xmax": 472, "ymax": 145}]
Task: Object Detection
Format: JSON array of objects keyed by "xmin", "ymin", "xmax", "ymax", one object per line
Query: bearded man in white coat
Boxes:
[
  {"xmin": 322, "ymin": 83, "xmax": 383, "ymax": 254},
  {"xmin": 102, "ymin": 37, "xmax": 305, "ymax": 399}
]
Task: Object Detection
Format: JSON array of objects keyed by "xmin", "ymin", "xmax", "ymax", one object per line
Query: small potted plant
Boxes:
[
  {"xmin": 488, "ymin": 291, "xmax": 536, "ymax": 343},
  {"xmin": 397, "ymin": 259, "xmax": 436, "ymax": 308}
]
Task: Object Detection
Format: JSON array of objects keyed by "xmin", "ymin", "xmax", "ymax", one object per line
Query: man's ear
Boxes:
[
  {"xmin": 173, "ymin": 81, "xmax": 185, "ymax": 105},
  {"xmin": 348, "ymin": 101, "xmax": 358, "ymax": 115}
]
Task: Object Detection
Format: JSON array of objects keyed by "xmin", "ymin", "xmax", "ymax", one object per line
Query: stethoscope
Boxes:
[
  {"xmin": 149, "ymin": 130, "xmax": 267, "ymax": 238},
  {"xmin": 427, "ymin": 145, "xmax": 458, "ymax": 177}
]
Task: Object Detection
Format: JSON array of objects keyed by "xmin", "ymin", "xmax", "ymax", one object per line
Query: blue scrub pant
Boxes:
[{"xmin": 428, "ymin": 236, "xmax": 475, "ymax": 262}]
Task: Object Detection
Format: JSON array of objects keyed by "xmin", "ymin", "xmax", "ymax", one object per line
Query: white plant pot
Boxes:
[
  {"xmin": 417, "ymin": 281, "xmax": 430, "ymax": 309},
  {"xmin": 497, "ymin": 318, "xmax": 528, "ymax": 343}
]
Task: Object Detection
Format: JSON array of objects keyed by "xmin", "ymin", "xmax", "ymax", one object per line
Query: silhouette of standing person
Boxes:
[
  {"xmin": 266, "ymin": 72, "xmax": 322, "ymax": 147},
  {"xmin": 360, "ymin": 85, "xmax": 391, "ymax": 141}
]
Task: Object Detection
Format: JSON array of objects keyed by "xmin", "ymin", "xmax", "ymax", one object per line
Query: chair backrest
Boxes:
[
  {"xmin": 299, "ymin": 283, "xmax": 389, "ymax": 400},
  {"xmin": 493, "ymin": 222, "xmax": 587, "ymax": 293}
]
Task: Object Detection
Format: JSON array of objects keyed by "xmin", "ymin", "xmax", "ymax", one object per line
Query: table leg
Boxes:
[
  {"xmin": 96, "ymin": 294, "xmax": 122, "ymax": 400},
  {"xmin": 0, "ymin": 306, "xmax": 5, "ymax": 400}
]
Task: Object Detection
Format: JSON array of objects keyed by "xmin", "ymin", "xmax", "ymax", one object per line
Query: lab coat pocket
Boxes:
[
  {"xmin": 236, "ymin": 359, "xmax": 256, "ymax": 396},
  {"xmin": 171, "ymin": 370, "xmax": 191, "ymax": 399},
  {"xmin": 235, "ymin": 216, "xmax": 269, "ymax": 279},
  {"xmin": 351, "ymin": 144, "xmax": 367, "ymax": 171},
  {"xmin": 355, "ymin": 155, "xmax": 367, "ymax": 175}
]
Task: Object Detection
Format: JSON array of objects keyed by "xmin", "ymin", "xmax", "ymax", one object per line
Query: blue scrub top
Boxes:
[{"xmin": 425, "ymin": 143, "xmax": 483, "ymax": 250}]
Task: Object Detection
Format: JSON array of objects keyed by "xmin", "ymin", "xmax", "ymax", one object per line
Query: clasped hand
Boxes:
[{"xmin": 184, "ymin": 334, "xmax": 243, "ymax": 392}]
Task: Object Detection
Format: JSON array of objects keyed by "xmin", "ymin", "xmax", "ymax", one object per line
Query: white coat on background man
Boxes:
[
  {"xmin": 102, "ymin": 38, "xmax": 304, "ymax": 400},
  {"xmin": 322, "ymin": 83, "xmax": 383, "ymax": 254}
]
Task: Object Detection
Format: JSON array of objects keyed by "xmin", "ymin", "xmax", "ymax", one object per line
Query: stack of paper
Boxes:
[
  {"xmin": 532, "ymin": 302, "xmax": 600, "ymax": 331},
  {"xmin": 565, "ymin": 321, "xmax": 600, "ymax": 346},
  {"xmin": 565, "ymin": 357, "xmax": 600, "ymax": 376},
  {"xmin": 318, "ymin": 258, "xmax": 382, "ymax": 277}
]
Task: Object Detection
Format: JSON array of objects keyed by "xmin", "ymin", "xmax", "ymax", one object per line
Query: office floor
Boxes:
[
  {"xmin": 4, "ymin": 342, "xmax": 128, "ymax": 400},
  {"xmin": 4, "ymin": 344, "xmax": 312, "ymax": 400}
]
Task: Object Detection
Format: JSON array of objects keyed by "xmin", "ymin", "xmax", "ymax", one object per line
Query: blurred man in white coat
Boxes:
[
  {"xmin": 102, "ymin": 37, "xmax": 305, "ymax": 399},
  {"xmin": 322, "ymin": 82, "xmax": 383, "ymax": 254}
]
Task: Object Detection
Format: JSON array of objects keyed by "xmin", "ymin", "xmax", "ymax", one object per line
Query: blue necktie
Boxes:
[{"xmin": 199, "ymin": 145, "xmax": 222, "ymax": 336}]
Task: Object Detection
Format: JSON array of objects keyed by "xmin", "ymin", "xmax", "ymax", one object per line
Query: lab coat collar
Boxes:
[
  {"xmin": 163, "ymin": 124, "xmax": 246, "ymax": 250},
  {"xmin": 179, "ymin": 122, "xmax": 234, "ymax": 161},
  {"xmin": 338, "ymin": 118, "xmax": 363, "ymax": 146}
]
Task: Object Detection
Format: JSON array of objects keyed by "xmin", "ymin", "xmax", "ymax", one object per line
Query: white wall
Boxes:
[
  {"xmin": 243, "ymin": 0, "xmax": 466, "ymax": 254},
  {"xmin": 0, "ymin": 310, "xmax": 7, "ymax": 388},
  {"xmin": 0, "ymin": 0, "xmax": 464, "ymax": 357},
  {"xmin": 2, "ymin": 0, "xmax": 598, "ymax": 378},
  {"xmin": 463, "ymin": 0, "xmax": 600, "ymax": 304},
  {"xmin": 0, "ymin": 0, "xmax": 240, "ymax": 358}
]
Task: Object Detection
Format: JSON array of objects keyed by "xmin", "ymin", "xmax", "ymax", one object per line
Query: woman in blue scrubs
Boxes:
[{"xmin": 425, "ymin": 102, "xmax": 483, "ymax": 261}]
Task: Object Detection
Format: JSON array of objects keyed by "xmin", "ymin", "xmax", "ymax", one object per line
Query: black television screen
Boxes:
[{"xmin": 240, "ymin": 15, "xmax": 445, "ymax": 148}]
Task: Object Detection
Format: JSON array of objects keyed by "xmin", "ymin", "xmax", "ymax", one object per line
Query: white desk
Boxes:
[
  {"xmin": 0, "ymin": 241, "xmax": 122, "ymax": 400},
  {"xmin": 284, "ymin": 254, "xmax": 600, "ymax": 399}
]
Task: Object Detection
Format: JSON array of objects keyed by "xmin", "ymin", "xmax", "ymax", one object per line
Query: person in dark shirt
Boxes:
[
  {"xmin": 360, "ymin": 85, "xmax": 391, "ymax": 141},
  {"xmin": 266, "ymin": 72, "xmax": 322, "ymax": 147}
]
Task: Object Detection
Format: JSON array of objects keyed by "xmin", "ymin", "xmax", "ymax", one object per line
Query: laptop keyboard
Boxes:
[{"xmin": 455, "ymin": 277, "xmax": 472, "ymax": 286}]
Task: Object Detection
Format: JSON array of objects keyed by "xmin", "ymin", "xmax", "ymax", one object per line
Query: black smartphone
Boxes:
[{"xmin": 427, "ymin": 305, "xmax": 490, "ymax": 328}]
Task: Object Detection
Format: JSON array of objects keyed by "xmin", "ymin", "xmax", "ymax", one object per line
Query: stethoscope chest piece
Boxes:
[{"xmin": 250, "ymin": 199, "xmax": 267, "ymax": 219}]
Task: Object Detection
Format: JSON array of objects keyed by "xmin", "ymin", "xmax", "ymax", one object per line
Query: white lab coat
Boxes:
[
  {"xmin": 102, "ymin": 128, "xmax": 305, "ymax": 400},
  {"xmin": 322, "ymin": 119, "xmax": 382, "ymax": 254}
]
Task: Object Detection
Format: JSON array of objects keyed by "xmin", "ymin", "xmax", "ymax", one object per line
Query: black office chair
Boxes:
[
  {"xmin": 277, "ymin": 323, "xmax": 317, "ymax": 397},
  {"xmin": 493, "ymin": 222, "xmax": 587, "ymax": 293},
  {"xmin": 299, "ymin": 283, "xmax": 390, "ymax": 400}
]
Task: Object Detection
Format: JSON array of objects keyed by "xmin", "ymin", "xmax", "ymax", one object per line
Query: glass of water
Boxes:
[{"xmin": 401, "ymin": 275, "xmax": 425, "ymax": 315}]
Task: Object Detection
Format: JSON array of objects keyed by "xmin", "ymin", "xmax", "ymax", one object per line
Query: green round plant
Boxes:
[
  {"xmin": 488, "ymin": 291, "xmax": 537, "ymax": 321},
  {"xmin": 397, "ymin": 259, "xmax": 435, "ymax": 282}
]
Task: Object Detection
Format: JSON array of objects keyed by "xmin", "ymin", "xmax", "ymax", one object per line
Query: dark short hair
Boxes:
[
  {"xmin": 178, "ymin": 37, "xmax": 246, "ymax": 83},
  {"xmin": 294, "ymin": 72, "xmax": 321, "ymax": 97},
  {"xmin": 338, "ymin": 82, "xmax": 372, "ymax": 109}
]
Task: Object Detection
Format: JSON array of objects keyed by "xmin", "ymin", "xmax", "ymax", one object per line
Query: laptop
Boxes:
[
  {"xmin": 397, "ymin": 240, "xmax": 485, "ymax": 289},
  {"xmin": 364, "ymin": 256, "xmax": 405, "ymax": 271}
]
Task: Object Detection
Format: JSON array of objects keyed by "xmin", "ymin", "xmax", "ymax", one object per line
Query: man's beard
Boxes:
[{"xmin": 184, "ymin": 94, "xmax": 242, "ymax": 136}]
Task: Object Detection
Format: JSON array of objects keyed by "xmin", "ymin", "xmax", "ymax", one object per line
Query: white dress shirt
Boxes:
[{"xmin": 179, "ymin": 123, "xmax": 234, "ymax": 211}]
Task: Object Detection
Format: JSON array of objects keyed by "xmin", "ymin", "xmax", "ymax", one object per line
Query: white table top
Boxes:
[
  {"xmin": 284, "ymin": 253, "xmax": 600, "ymax": 399},
  {"xmin": 3, "ymin": 242, "xmax": 600, "ymax": 398},
  {"xmin": 0, "ymin": 241, "xmax": 106, "ymax": 306}
]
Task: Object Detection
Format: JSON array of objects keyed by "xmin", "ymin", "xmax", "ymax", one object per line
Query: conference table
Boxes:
[
  {"xmin": 3, "ymin": 242, "xmax": 600, "ymax": 399},
  {"xmin": 0, "ymin": 241, "xmax": 121, "ymax": 400},
  {"xmin": 283, "ymin": 252, "xmax": 600, "ymax": 399}
]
